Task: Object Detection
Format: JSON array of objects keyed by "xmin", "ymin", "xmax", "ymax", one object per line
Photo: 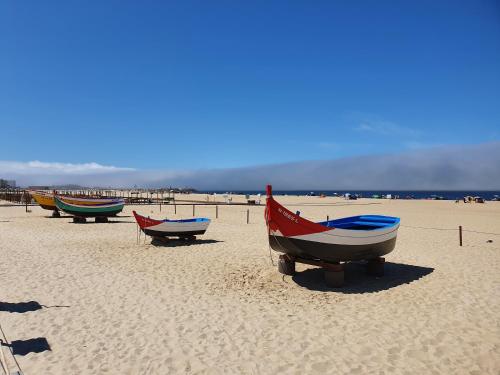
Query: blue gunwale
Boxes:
[
  {"xmin": 160, "ymin": 217, "xmax": 210, "ymax": 223},
  {"xmin": 318, "ymin": 215, "xmax": 400, "ymax": 231}
]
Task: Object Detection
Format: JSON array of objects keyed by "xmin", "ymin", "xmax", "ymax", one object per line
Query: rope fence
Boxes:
[
  {"xmin": 461, "ymin": 229, "xmax": 500, "ymax": 236},
  {"xmin": 400, "ymin": 224, "xmax": 500, "ymax": 246}
]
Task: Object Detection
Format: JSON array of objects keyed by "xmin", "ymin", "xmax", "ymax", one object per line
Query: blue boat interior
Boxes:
[
  {"xmin": 318, "ymin": 215, "xmax": 400, "ymax": 230},
  {"xmin": 161, "ymin": 217, "xmax": 210, "ymax": 223}
]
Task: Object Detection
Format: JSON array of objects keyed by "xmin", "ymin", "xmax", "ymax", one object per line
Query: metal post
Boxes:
[
  {"xmin": 216, "ymin": 205, "xmax": 218, "ymax": 219},
  {"xmin": 459, "ymin": 225, "xmax": 463, "ymax": 246},
  {"xmin": 247, "ymin": 209, "xmax": 249, "ymax": 224},
  {"xmin": 192, "ymin": 204, "xmax": 195, "ymax": 217}
]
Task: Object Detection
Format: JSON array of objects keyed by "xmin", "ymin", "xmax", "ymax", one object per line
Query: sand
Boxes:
[{"xmin": 1, "ymin": 195, "xmax": 499, "ymax": 374}]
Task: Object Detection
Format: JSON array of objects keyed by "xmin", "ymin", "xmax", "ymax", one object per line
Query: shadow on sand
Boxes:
[
  {"xmin": 2, "ymin": 338, "xmax": 51, "ymax": 356},
  {"xmin": 0, "ymin": 301, "xmax": 70, "ymax": 313},
  {"xmin": 292, "ymin": 261, "xmax": 434, "ymax": 294},
  {"xmin": 150, "ymin": 238, "xmax": 223, "ymax": 247},
  {"xmin": 0, "ymin": 301, "xmax": 43, "ymax": 313}
]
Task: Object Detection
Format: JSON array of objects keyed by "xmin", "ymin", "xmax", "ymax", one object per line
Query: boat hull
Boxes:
[
  {"xmin": 58, "ymin": 208, "xmax": 123, "ymax": 217},
  {"xmin": 133, "ymin": 211, "xmax": 210, "ymax": 238},
  {"xmin": 269, "ymin": 235, "xmax": 397, "ymax": 262},
  {"xmin": 30, "ymin": 191, "xmax": 56, "ymax": 211},
  {"xmin": 55, "ymin": 197, "xmax": 124, "ymax": 217}
]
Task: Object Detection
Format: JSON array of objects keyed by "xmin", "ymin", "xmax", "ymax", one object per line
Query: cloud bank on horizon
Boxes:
[
  {"xmin": 0, "ymin": 160, "xmax": 135, "ymax": 175},
  {"xmin": 1, "ymin": 142, "xmax": 499, "ymax": 190}
]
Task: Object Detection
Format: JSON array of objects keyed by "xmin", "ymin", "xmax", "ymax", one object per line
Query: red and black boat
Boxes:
[{"xmin": 265, "ymin": 185, "xmax": 400, "ymax": 262}]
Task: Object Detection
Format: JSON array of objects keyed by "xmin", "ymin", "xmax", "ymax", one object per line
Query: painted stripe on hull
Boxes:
[
  {"xmin": 147, "ymin": 222, "xmax": 210, "ymax": 233},
  {"xmin": 286, "ymin": 225, "xmax": 399, "ymax": 246},
  {"xmin": 144, "ymin": 228, "xmax": 207, "ymax": 237},
  {"xmin": 268, "ymin": 235, "xmax": 397, "ymax": 262}
]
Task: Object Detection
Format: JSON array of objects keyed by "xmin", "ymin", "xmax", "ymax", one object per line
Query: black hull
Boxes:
[
  {"xmin": 144, "ymin": 228, "xmax": 207, "ymax": 238},
  {"xmin": 61, "ymin": 209, "xmax": 122, "ymax": 218},
  {"xmin": 268, "ymin": 235, "xmax": 397, "ymax": 262}
]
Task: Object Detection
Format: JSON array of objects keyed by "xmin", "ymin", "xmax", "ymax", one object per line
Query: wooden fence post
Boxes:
[
  {"xmin": 216, "ymin": 205, "xmax": 218, "ymax": 219},
  {"xmin": 247, "ymin": 209, "xmax": 249, "ymax": 224},
  {"xmin": 459, "ymin": 225, "xmax": 463, "ymax": 246}
]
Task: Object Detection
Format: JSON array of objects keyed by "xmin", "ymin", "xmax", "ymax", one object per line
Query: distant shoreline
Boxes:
[{"xmin": 200, "ymin": 190, "xmax": 500, "ymax": 201}]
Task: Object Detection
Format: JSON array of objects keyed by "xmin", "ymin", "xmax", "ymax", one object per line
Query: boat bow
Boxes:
[{"xmin": 265, "ymin": 185, "xmax": 330, "ymax": 237}]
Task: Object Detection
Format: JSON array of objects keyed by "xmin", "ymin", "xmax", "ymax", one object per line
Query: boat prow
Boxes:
[
  {"xmin": 30, "ymin": 190, "xmax": 56, "ymax": 210},
  {"xmin": 265, "ymin": 185, "xmax": 400, "ymax": 262}
]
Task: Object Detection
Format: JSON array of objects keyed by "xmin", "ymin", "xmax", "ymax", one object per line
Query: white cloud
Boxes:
[{"xmin": 0, "ymin": 160, "xmax": 135, "ymax": 175}]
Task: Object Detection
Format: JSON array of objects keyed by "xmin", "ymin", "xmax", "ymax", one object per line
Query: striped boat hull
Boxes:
[{"xmin": 55, "ymin": 196, "xmax": 124, "ymax": 217}]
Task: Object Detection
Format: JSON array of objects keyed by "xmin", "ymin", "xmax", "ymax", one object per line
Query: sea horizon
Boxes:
[{"xmin": 201, "ymin": 190, "xmax": 500, "ymax": 200}]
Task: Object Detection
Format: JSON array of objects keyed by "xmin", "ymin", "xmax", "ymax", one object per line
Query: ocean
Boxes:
[{"xmin": 200, "ymin": 190, "xmax": 500, "ymax": 201}]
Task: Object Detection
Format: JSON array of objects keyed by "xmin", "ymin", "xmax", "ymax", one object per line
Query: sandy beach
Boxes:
[{"xmin": 1, "ymin": 195, "xmax": 499, "ymax": 374}]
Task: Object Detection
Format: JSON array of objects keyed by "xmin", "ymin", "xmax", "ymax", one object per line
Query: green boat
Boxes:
[{"xmin": 54, "ymin": 196, "xmax": 125, "ymax": 217}]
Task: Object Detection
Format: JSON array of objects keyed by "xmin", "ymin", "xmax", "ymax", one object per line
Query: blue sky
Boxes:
[{"xmin": 1, "ymin": 1, "xmax": 499, "ymax": 182}]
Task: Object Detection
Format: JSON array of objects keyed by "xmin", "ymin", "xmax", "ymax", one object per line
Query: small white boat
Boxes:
[{"xmin": 133, "ymin": 211, "xmax": 211, "ymax": 240}]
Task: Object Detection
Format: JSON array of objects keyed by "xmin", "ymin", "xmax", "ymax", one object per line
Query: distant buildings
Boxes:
[{"xmin": 0, "ymin": 179, "xmax": 16, "ymax": 188}]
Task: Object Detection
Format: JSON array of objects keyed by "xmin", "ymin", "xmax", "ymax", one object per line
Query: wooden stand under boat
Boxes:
[
  {"xmin": 278, "ymin": 254, "xmax": 386, "ymax": 287},
  {"xmin": 152, "ymin": 235, "xmax": 197, "ymax": 243}
]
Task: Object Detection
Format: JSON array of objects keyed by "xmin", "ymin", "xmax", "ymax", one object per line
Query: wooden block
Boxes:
[{"xmin": 278, "ymin": 254, "xmax": 295, "ymax": 275}]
